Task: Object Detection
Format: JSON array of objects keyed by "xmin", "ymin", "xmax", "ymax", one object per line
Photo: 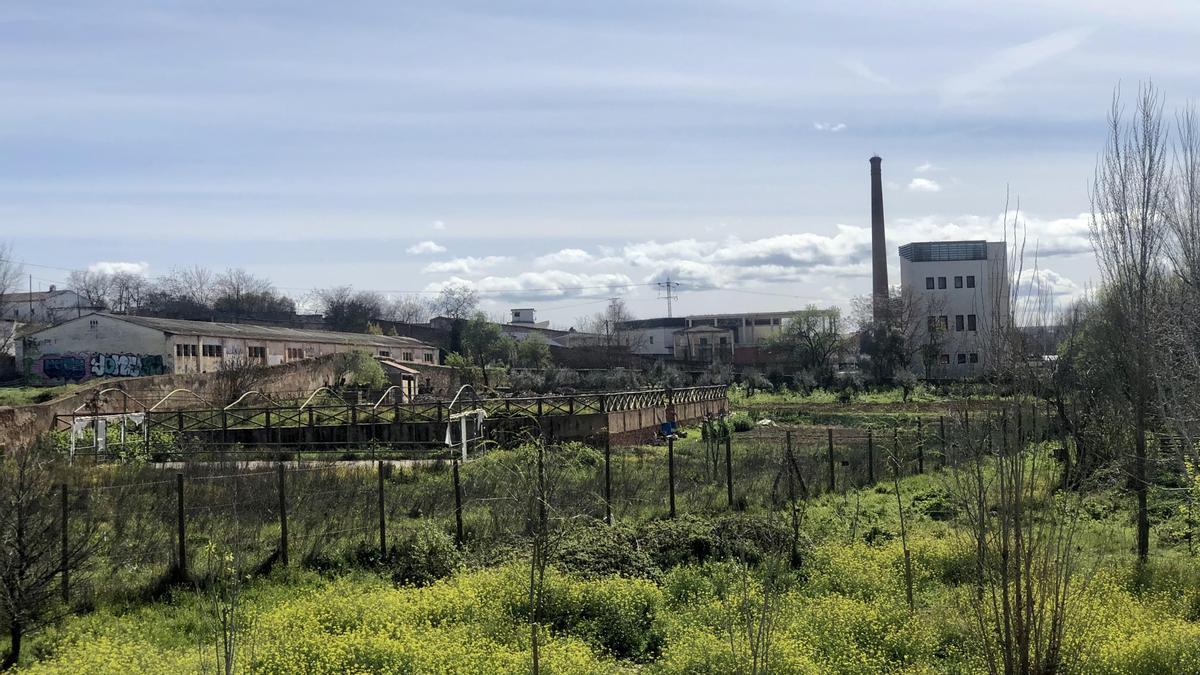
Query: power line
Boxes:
[{"xmin": 656, "ymin": 277, "xmax": 680, "ymax": 317}]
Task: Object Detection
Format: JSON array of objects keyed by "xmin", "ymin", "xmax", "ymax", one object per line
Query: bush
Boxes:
[
  {"xmin": 352, "ymin": 522, "xmax": 462, "ymax": 585},
  {"xmin": 727, "ymin": 412, "xmax": 754, "ymax": 433},
  {"xmin": 551, "ymin": 524, "xmax": 658, "ymax": 580}
]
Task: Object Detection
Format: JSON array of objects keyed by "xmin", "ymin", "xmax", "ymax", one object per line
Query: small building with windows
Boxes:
[
  {"xmin": 16, "ymin": 312, "xmax": 439, "ymax": 383},
  {"xmin": 899, "ymin": 240, "xmax": 1010, "ymax": 379}
]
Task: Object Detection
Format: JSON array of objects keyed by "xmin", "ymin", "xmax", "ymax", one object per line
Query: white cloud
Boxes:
[
  {"xmin": 943, "ymin": 26, "xmax": 1093, "ymax": 103},
  {"xmin": 406, "ymin": 240, "xmax": 446, "ymax": 255},
  {"xmin": 813, "ymin": 122, "xmax": 847, "ymax": 132},
  {"xmin": 422, "ymin": 256, "xmax": 509, "ymax": 274},
  {"xmin": 841, "ymin": 59, "xmax": 892, "ymax": 87},
  {"xmin": 893, "ymin": 212, "xmax": 1092, "ymax": 258},
  {"xmin": 431, "ymin": 221, "xmax": 446, "ymax": 231},
  {"xmin": 424, "ymin": 271, "xmax": 635, "ymax": 301},
  {"xmin": 533, "ymin": 248, "xmax": 593, "ymax": 267},
  {"xmin": 914, "ymin": 162, "xmax": 940, "ymax": 173},
  {"xmin": 1017, "ymin": 268, "xmax": 1081, "ymax": 299},
  {"xmin": 907, "ymin": 178, "xmax": 942, "ymax": 192},
  {"xmin": 88, "ymin": 261, "xmax": 148, "ymax": 276}
]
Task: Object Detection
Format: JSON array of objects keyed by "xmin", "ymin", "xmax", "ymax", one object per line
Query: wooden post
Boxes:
[
  {"xmin": 221, "ymin": 410, "xmax": 228, "ymax": 446},
  {"xmin": 60, "ymin": 483, "xmax": 69, "ymax": 604},
  {"xmin": 175, "ymin": 472, "xmax": 187, "ymax": 578},
  {"xmin": 867, "ymin": 429, "xmax": 875, "ymax": 484},
  {"xmin": 827, "ymin": 428, "xmax": 835, "ymax": 493},
  {"xmin": 277, "ymin": 463, "xmax": 289, "ymax": 566},
  {"xmin": 604, "ymin": 433, "xmax": 613, "ymax": 526},
  {"xmin": 940, "ymin": 415, "xmax": 947, "ymax": 468},
  {"xmin": 916, "ymin": 417, "xmax": 925, "ymax": 474},
  {"xmin": 377, "ymin": 461, "xmax": 387, "ymax": 556},
  {"xmin": 892, "ymin": 426, "xmax": 900, "ymax": 476},
  {"xmin": 667, "ymin": 435, "xmax": 676, "ymax": 518},
  {"xmin": 724, "ymin": 432, "xmax": 734, "ymax": 508},
  {"xmin": 452, "ymin": 458, "xmax": 464, "ymax": 548}
]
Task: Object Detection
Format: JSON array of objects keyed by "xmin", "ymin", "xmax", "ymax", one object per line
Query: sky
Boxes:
[{"xmin": 3, "ymin": 1, "xmax": 1200, "ymax": 327}]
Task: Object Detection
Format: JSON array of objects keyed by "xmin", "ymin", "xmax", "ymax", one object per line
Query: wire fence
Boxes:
[{"xmin": 43, "ymin": 408, "xmax": 1067, "ymax": 610}]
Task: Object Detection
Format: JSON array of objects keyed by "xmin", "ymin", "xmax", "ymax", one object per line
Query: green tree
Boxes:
[
  {"xmin": 514, "ymin": 335, "xmax": 552, "ymax": 369},
  {"xmin": 460, "ymin": 313, "xmax": 508, "ymax": 388},
  {"xmin": 766, "ymin": 306, "xmax": 843, "ymax": 385}
]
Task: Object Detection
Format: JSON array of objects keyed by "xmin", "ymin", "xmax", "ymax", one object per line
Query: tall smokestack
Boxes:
[{"xmin": 869, "ymin": 155, "xmax": 888, "ymax": 322}]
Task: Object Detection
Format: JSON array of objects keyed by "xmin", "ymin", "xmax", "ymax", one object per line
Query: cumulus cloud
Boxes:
[
  {"xmin": 1016, "ymin": 268, "xmax": 1082, "ymax": 298},
  {"xmin": 813, "ymin": 122, "xmax": 847, "ymax": 132},
  {"xmin": 422, "ymin": 256, "xmax": 509, "ymax": 274},
  {"xmin": 893, "ymin": 212, "xmax": 1092, "ymax": 258},
  {"xmin": 88, "ymin": 261, "xmax": 148, "ymax": 275},
  {"xmin": 907, "ymin": 178, "xmax": 942, "ymax": 192},
  {"xmin": 406, "ymin": 240, "xmax": 446, "ymax": 254},
  {"xmin": 424, "ymin": 271, "xmax": 635, "ymax": 301},
  {"xmin": 533, "ymin": 248, "xmax": 593, "ymax": 267}
]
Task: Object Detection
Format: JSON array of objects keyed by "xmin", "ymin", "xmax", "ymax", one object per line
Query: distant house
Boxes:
[
  {"xmin": 17, "ymin": 312, "xmax": 439, "ymax": 383},
  {"xmin": 3, "ymin": 287, "xmax": 100, "ymax": 325},
  {"xmin": 673, "ymin": 325, "xmax": 735, "ymax": 362}
]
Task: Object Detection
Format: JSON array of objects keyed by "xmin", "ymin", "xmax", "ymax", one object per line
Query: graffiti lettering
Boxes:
[{"xmin": 35, "ymin": 353, "xmax": 166, "ymax": 382}]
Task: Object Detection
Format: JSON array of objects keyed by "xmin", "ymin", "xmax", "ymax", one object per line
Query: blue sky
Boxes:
[{"xmin": 3, "ymin": 1, "xmax": 1199, "ymax": 326}]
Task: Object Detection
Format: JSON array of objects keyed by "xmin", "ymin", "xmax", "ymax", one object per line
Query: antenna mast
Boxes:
[{"xmin": 656, "ymin": 277, "xmax": 680, "ymax": 317}]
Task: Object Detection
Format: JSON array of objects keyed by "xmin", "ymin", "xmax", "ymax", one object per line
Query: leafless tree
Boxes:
[
  {"xmin": 1089, "ymin": 83, "xmax": 1171, "ymax": 560},
  {"xmin": 578, "ymin": 298, "xmax": 645, "ymax": 365},
  {"xmin": 432, "ymin": 284, "xmax": 479, "ymax": 320},
  {"xmin": 67, "ymin": 269, "xmax": 114, "ymax": 309},
  {"xmin": 159, "ymin": 266, "xmax": 217, "ymax": 308},
  {"xmin": 0, "ymin": 442, "xmax": 98, "ymax": 670},
  {"xmin": 383, "ymin": 294, "xmax": 431, "ymax": 324},
  {"xmin": 0, "ymin": 243, "xmax": 22, "ymax": 355},
  {"xmin": 765, "ymin": 306, "xmax": 842, "ymax": 382}
]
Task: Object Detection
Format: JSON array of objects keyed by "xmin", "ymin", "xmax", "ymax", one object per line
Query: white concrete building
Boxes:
[
  {"xmin": 899, "ymin": 240, "xmax": 1010, "ymax": 379},
  {"xmin": 17, "ymin": 312, "xmax": 439, "ymax": 383},
  {"xmin": 618, "ymin": 317, "xmax": 685, "ymax": 357},
  {"xmin": 4, "ymin": 287, "xmax": 99, "ymax": 324}
]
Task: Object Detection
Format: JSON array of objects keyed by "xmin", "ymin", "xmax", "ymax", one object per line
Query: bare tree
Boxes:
[
  {"xmin": 383, "ymin": 294, "xmax": 431, "ymax": 324},
  {"xmin": 67, "ymin": 269, "xmax": 114, "ymax": 309},
  {"xmin": 0, "ymin": 243, "xmax": 22, "ymax": 355},
  {"xmin": 0, "ymin": 442, "xmax": 97, "ymax": 669},
  {"xmin": 1089, "ymin": 83, "xmax": 1171, "ymax": 560},
  {"xmin": 314, "ymin": 286, "xmax": 385, "ymax": 333},
  {"xmin": 578, "ymin": 298, "xmax": 645, "ymax": 365},
  {"xmin": 432, "ymin": 284, "xmax": 479, "ymax": 320},
  {"xmin": 765, "ymin": 306, "xmax": 842, "ymax": 383},
  {"xmin": 158, "ymin": 266, "xmax": 217, "ymax": 308}
]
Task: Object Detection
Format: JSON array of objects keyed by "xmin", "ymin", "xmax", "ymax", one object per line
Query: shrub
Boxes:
[
  {"xmin": 552, "ymin": 524, "xmax": 658, "ymax": 580},
  {"xmin": 727, "ymin": 412, "xmax": 754, "ymax": 433},
  {"xmin": 638, "ymin": 516, "xmax": 719, "ymax": 569}
]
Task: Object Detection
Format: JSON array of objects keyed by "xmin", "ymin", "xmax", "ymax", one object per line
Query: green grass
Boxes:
[{"xmin": 0, "ymin": 384, "xmax": 82, "ymax": 407}]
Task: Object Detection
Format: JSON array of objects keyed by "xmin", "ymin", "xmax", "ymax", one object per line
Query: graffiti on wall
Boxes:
[{"xmin": 33, "ymin": 353, "xmax": 167, "ymax": 382}]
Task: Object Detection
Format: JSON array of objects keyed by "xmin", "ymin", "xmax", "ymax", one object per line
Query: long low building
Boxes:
[{"xmin": 17, "ymin": 312, "xmax": 439, "ymax": 383}]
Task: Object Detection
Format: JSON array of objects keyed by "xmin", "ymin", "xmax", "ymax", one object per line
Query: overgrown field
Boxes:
[{"xmin": 11, "ymin": 454, "xmax": 1200, "ymax": 674}]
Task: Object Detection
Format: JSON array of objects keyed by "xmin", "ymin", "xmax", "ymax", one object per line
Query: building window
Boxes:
[
  {"xmin": 937, "ymin": 276, "xmax": 947, "ymax": 289},
  {"xmin": 954, "ymin": 276, "xmax": 963, "ymax": 288},
  {"xmin": 939, "ymin": 353, "xmax": 950, "ymax": 365},
  {"xmin": 969, "ymin": 353, "xmax": 979, "ymax": 364},
  {"xmin": 649, "ymin": 336, "xmax": 654, "ymax": 344},
  {"xmin": 248, "ymin": 346, "xmax": 266, "ymax": 359},
  {"xmin": 968, "ymin": 314, "xmax": 977, "ymax": 331},
  {"xmin": 402, "ymin": 351, "xmax": 413, "ymax": 361},
  {"xmin": 175, "ymin": 344, "xmax": 197, "ymax": 357},
  {"xmin": 286, "ymin": 347, "xmax": 304, "ymax": 360},
  {"xmin": 754, "ymin": 318, "xmax": 771, "ymax": 326},
  {"xmin": 89, "ymin": 319, "xmax": 99, "ymax": 329},
  {"xmin": 957, "ymin": 353, "xmax": 967, "ymax": 364},
  {"xmin": 202, "ymin": 344, "xmax": 223, "ymax": 358},
  {"xmin": 938, "ymin": 315, "xmax": 948, "ymax": 331},
  {"xmin": 423, "ymin": 353, "xmax": 434, "ymax": 363},
  {"xmin": 925, "ymin": 276, "xmax": 934, "ymax": 290},
  {"xmin": 378, "ymin": 350, "xmax": 390, "ymax": 357},
  {"xmin": 955, "ymin": 315, "xmax": 965, "ymax": 332},
  {"xmin": 966, "ymin": 275, "xmax": 976, "ymax": 288},
  {"xmin": 772, "ymin": 318, "xmax": 781, "ymax": 325}
]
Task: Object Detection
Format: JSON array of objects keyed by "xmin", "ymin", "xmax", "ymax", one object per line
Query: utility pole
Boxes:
[{"xmin": 656, "ymin": 277, "xmax": 680, "ymax": 318}]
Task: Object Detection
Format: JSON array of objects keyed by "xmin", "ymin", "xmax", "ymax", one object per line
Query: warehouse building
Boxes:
[{"xmin": 17, "ymin": 312, "xmax": 439, "ymax": 383}]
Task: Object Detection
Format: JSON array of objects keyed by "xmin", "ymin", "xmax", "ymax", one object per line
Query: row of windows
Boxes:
[
  {"xmin": 938, "ymin": 353, "xmax": 980, "ymax": 365},
  {"xmin": 174, "ymin": 344, "xmax": 433, "ymax": 362},
  {"xmin": 925, "ymin": 275, "xmax": 976, "ymax": 290},
  {"xmin": 928, "ymin": 314, "xmax": 978, "ymax": 332}
]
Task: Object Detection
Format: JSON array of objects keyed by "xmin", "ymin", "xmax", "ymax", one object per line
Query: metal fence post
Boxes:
[
  {"xmin": 917, "ymin": 417, "xmax": 925, "ymax": 474},
  {"xmin": 60, "ymin": 483, "xmax": 69, "ymax": 604},
  {"xmin": 892, "ymin": 426, "xmax": 900, "ymax": 476},
  {"xmin": 604, "ymin": 433, "xmax": 613, "ymax": 526},
  {"xmin": 175, "ymin": 472, "xmax": 187, "ymax": 579},
  {"xmin": 724, "ymin": 432, "xmax": 734, "ymax": 508},
  {"xmin": 377, "ymin": 461, "xmax": 387, "ymax": 556},
  {"xmin": 867, "ymin": 429, "xmax": 875, "ymax": 484},
  {"xmin": 277, "ymin": 458, "xmax": 289, "ymax": 564},
  {"xmin": 452, "ymin": 458, "xmax": 464, "ymax": 548},
  {"xmin": 667, "ymin": 435, "xmax": 676, "ymax": 518},
  {"xmin": 827, "ymin": 428, "xmax": 835, "ymax": 493}
]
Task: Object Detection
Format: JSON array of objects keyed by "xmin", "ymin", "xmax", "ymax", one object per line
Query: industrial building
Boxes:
[
  {"xmin": 17, "ymin": 312, "xmax": 439, "ymax": 383},
  {"xmin": 898, "ymin": 240, "xmax": 1009, "ymax": 379}
]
